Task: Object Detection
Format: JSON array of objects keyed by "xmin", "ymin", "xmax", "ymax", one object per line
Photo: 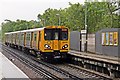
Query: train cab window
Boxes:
[
  {"xmin": 61, "ymin": 29, "xmax": 68, "ymax": 40},
  {"xmin": 44, "ymin": 29, "xmax": 52, "ymax": 40},
  {"xmin": 54, "ymin": 32, "xmax": 59, "ymax": 40},
  {"xmin": 61, "ymin": 32, "xmax": 68, "ymax": 40}
]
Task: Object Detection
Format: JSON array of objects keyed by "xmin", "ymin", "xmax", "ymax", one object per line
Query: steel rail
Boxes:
[
  {"xmin": 2, "ymin": 45, "xmax": 83, "ymax": 80},
  {"xmin": 2, "ymin": 45, "xmax": 61, "ymax": 80}
]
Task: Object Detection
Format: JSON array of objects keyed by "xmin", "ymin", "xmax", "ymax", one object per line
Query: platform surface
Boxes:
[
  {"xmin": 69, "ymin": 50, "xmax": 120, "ymax": 65},
  {"xmin": 0, "ymin": 52, "xmax": 29, "ymax": 79}
]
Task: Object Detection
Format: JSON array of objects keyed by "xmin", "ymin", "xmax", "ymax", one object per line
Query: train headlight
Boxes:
[
  {"xmin": 45, "ymin": 44, "xmax": 49, "ymax": 48},
  {"xmin": 62, "ymin": 44, "xmax": 68, "ymax": 49},
  {"xmin": 44, "ymin": 44, "xmax": 51, "ymax": 49}
]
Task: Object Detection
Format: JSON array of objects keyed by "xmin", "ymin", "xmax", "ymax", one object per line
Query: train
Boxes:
[{"xmin": 4, "ymin": 26, "xmax": 70, "ymax": 61}]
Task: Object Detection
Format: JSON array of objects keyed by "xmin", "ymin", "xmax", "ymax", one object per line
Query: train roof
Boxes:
[
  {"xmin": 5, "ymin": 31, "xmax": 21, "ymax": 34},
  {"xmin": 5, "ymin": 27, "xmax": 45, "ymax": 34},
  {"xmin": 45, "ymin": 26, "xmax": 67, "ymax": 29},
  {"xmin": 5, "ymin": 26, "xmax": 68, "ymax": 34},
  {"xmin": 20, "ymin": 27, "xmax": 45, "ymax": 33}
]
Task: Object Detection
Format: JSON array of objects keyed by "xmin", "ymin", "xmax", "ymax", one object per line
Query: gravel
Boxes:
[{"xmin": 54, "ymin": 64, "xmax": 103, "ymax": 80}]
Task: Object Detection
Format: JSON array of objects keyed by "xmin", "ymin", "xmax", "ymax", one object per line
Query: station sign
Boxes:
[{"xmin": 81, "ymin": 30, "xmax": 87, "ymax": 34}]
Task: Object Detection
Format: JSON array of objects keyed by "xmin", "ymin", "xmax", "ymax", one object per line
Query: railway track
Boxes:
[
  {"xmin": 51, "ymin": 62, "xmax": 112, "ymax": 80},
  {"xmin": 2, "ymin": 45, "xmax": 61, "ymax": 80},
  {"xmin": 35, "ymin": 60, "xmax": 112, "ymax": 80},
  {"xmin": 2, "ymin": 45, "xmax": 112, "ymax": 80},
  {"xmin": 31, "ymin": 55, "xmax": 82, "ymax": 79},
  {"xmin": 66, "ymin": 64, "xmax": 112, "ymax": 80},
  {"xmin": 2, "ymin": 45, "xmax": 83, "ymax": 80}
]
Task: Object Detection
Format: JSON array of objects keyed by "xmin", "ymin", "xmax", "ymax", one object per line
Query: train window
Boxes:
[
  {"xmin": 44, "ymin": 29, "xmax": 52, "ymax": 40},
  {"xmin": 17, "ymin": 34, "xmax": 19, "ymax": 41},
  {"xmin": 44, "ymin": 28, "xmax": 68, "ymax": 40},
  {"xmin": 54, "ymin": 32, "xmax": 59, "ymax": 40},
  {"xmin": 27, "ymin": 33, "xmax": 30, "ymax": 41},
  {"xmin": 12, "ymin": 34, "xmax": 14, "ymax": 40},
  {"xmin": 34, "ymin": 33, "xmax": 37, "ymax": 41},
  {"xmin": 21, "ymin": 34, "xmax": 24, "ymax": 40},
  {"xmin": 61, "ymin": 31, "xmax": 68, "ymax": 40}
]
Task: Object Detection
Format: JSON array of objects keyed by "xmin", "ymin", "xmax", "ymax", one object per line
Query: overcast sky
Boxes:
[{"xmin": 0, "ymin": 0, "xmax": 85, "ymax": 25}]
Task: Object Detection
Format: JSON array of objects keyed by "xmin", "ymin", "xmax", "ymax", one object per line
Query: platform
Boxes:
[
  {"xmin": 69, "ymin": 50, "xmax": 120, "ymax": 65},
  {"xmin": 0, "ymin": 52, "xmax": 29, "ymax": 79}
]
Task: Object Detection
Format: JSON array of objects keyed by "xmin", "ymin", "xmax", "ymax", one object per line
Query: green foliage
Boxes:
[
  {"xmin": 1, "ymin": 2, "xmax": 119, "ymax": 38},
  {"xmin": 37, "ymin": 2, "xmax": 119, "ymax": 32}
]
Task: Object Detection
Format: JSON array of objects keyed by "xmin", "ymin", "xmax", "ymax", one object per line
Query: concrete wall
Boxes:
[
  {"xmin": 95, "ymin": 28, "xmax": 120, "ymax": 57},
  {"xmin": 80, "ymin": 34, "xmax": 95, "ymax": 52},
  {"xmin": 70, "ymin": 31, "xmax": 81, "ymax": 51},
  {"xmin": 70, "ymin": 28, "xmax": 120, "ymax": 57},
  {"xmin": 70, "ymin": 31, "xmax": 95, "ymax": 53}
]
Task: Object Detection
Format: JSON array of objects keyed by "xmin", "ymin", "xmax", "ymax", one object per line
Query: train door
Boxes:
[
  {"xmin": 20, "ymin": 32, "xmax": 26, "ymax": 47},
  {"xmin": 15, "ymin": 33, "xmax": 17, "ymax": 45},
  {"xmin": 31, "ymin": 32, "xmax": 33, "ymax": 48},
  {"xmin": 18, "ymin": 33, "xmax": 21, "ymax": 46},
  {"xmin": 26, "ymin": 32, "xmax": 31, "ymax": 48},
  {"xmin": 24, "ymin": 32, "xmax": 26, "ymax": 47},
  {"xmin": 33, "ymin": 32, "xmax": 37, "ymax": 49},
  {"xmin": 53, "ymin": 29, "xmax": 60, "ymax": 50},
  {"xmin": 36, "ymin": 31, "xmax": 39, "ymax": 50},
  {"xmin": 38, "ymin": 31, "xmax": 41, "ymax": 50},
  {"xmin": 11, "ymin": 34, "xmax": 13, "ymax": 44}
]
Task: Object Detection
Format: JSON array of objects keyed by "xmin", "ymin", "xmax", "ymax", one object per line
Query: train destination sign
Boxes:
[{"xmin": 81, "ymin": 30, "xmax": 87, "ymax": 34}]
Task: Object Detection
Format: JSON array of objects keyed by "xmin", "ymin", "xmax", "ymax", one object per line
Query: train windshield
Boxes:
[
  {"xmin": 44, "ymin": 28, "xmax": 68, "ymax": 40},
  {"xmin": 44, "ymin": 29, "xmax": 52, "ymax": 40},
  {"xmin": 61, "ymin": 29, "xmax": 68, "ymax": 40}
]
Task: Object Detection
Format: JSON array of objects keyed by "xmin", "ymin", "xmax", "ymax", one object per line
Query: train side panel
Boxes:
[
  {"xmin": 8, "ymin": 34, "xmax": 11, "ymax": 45},
  {"xmin": 20, "ymin": 32, "xmax": 26, "ymax": 47},
  {"xmin": 16, "ymin": 32, "xmax": 21, "ymax": 46},
  {"xmin": 12, "ymin": 33, "xmax": 16, "ymax": 45},
  {"xmin": 32, "ymin": 31, "xmax": 38, "ymax": 50},
  {"xmin": 4, "ymin": 26, "xmax": 69, "ymax": 61},
  {"xmin": 25, "ymin": 32, "xmax": 31, "ymax": 48},
  {"xmin": 39, "ymin": 30, "xmax": 45, "ymax": 52}
]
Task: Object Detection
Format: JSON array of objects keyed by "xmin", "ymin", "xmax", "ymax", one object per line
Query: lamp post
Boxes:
[
  {"xmin": 112, "ymin": 1, "xmax": 120, "ymax": 28},
  {"xmin": 85, "ymin": 1, "xmax": 88, "ymax": 52},
  {"xmin": 56, "ymin": 14, "xmax": 60, "ymax": 26}
]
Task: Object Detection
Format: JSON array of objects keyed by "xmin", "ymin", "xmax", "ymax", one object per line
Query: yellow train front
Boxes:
[
  {"xmin": 5, "ymin": 26, "xmax": 70, "ymax": 61},
  {"xmin": 39, "ymin": 26, "xmax": 69, "ymax": 61}
]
